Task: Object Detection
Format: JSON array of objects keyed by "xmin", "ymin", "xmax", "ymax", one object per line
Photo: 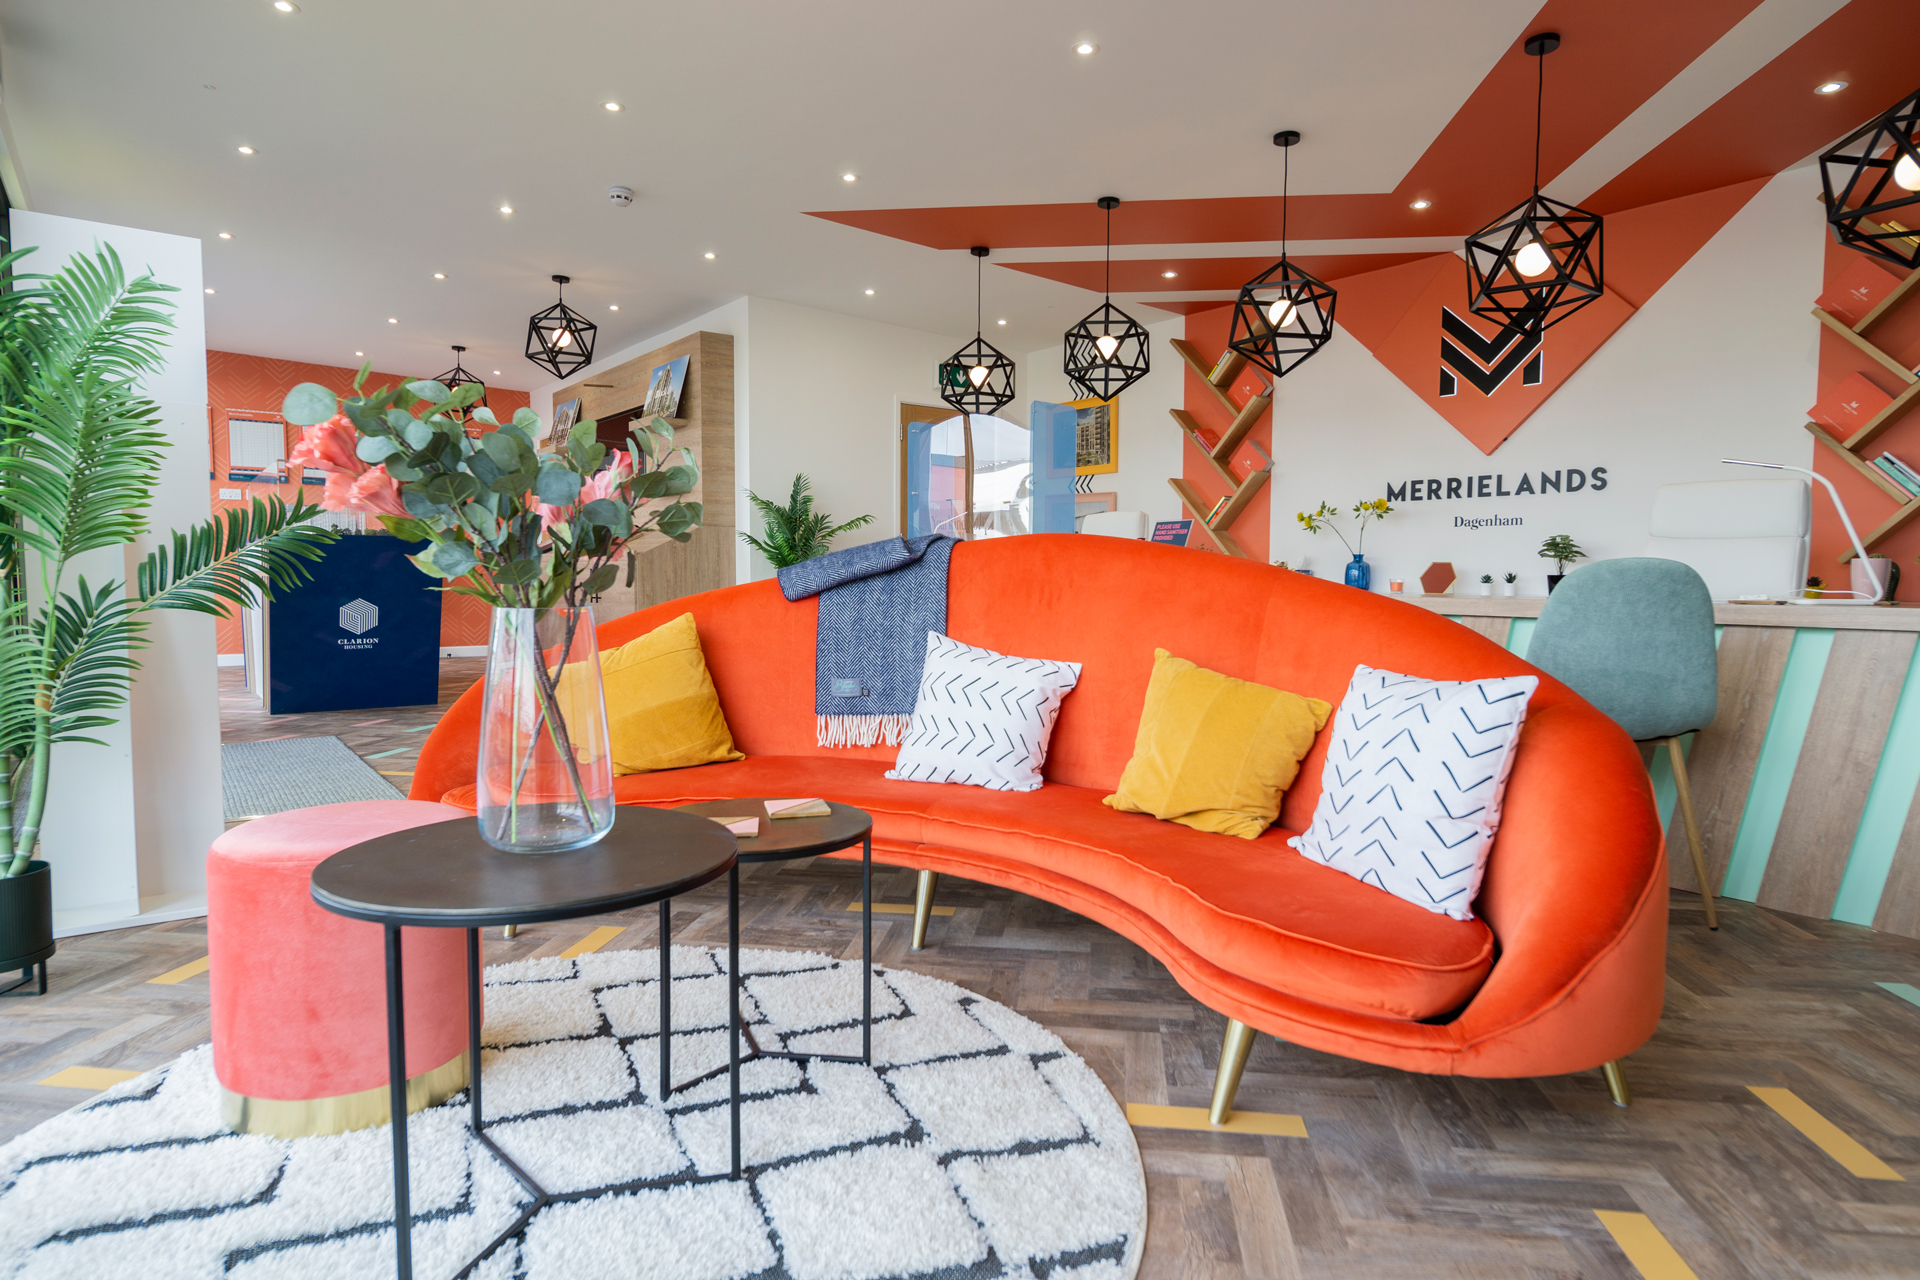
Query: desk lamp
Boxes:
[{"xmin": 1721, "ymin": 459, "xmax": 1882, "ymax": 604}]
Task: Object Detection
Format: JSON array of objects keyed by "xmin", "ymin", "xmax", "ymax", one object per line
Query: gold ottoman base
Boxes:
[{"xmin": 220, "ymin": 1048, "xmax": 470, "ymax": 1138}]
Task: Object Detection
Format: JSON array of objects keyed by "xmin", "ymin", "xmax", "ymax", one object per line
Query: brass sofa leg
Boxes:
[
  {"xmin": 911, "ymin": 870, "xmax": 940, "ymax": 950},
  {"xmin": 1209, "ymin": 1020, "xmax": 1258, "ymax": 1127},
  {"xmin": 1665, "ymin": 736, "xmax": 1719, "ymax": 930},
  {"xmin": 501, "ymin": 924, "xmax": 517, "ymax": 940},
  {"xmin": 1602, "ymin": 1059, "xmax": 1631, "ymax": 1108}
]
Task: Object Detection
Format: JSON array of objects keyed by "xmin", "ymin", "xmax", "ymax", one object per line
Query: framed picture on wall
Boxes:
[
  {"xmin": 642, "ymin": 355, "xmax": 691, "ymax": 419},
  {"xmin": 548, "ymin": 397, "xmax": 582, "ymax": 449},
  {"xmin": 1069, "ymin": 396, "xmax": 1118, "ymax": 475}
]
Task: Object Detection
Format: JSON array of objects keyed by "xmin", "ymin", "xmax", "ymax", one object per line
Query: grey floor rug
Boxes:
[
  {"xmin": 220, "ymin": 735, "xmax": 403, "ymax": 821},
  {"xmin": 0, "ymin": 946, "xmax": 1147, "ymax": 1280}
]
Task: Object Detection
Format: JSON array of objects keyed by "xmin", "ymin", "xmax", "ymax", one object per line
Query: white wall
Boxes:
[
  {"xmin": 1025, "ymin": 314, "xmax": 1188, "ymax": 528},
  {"xmin": 1261, "ymin": 167, "xmax": 1824, "ymax": 592},
  {"xmin": 12, "ymin": 211, "xmax": 218, "ymax": 932}
]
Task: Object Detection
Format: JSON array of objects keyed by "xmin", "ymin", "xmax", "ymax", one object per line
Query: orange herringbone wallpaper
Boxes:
[{"xmin": 207, "ymin": 350, "xmax": 531, "ymax": 653}]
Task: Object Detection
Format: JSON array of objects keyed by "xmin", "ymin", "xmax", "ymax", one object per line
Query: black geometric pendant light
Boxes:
[
  {"xmin": 1820, "ymin": 84, "xmax": 1920, "ymax": 270},
  {"xmin": 1228, "ymin": 131, "xmax": 1337, "ymax": 379},
  {"xmin": 432, "ymin": 345, "xmax": 486, "ymax": 411},
  {"xmin": 1063, "ymin": 197, "xmax": 1151, "ymax": 400},
  {"xmin": 525, "ymin": 274, "xmax": 597, "ymax": 379},
  {"xmin": 1463, "ymin": 33, "xmax": 1604, "ymax": 334},
  {"xmin": 938, "ymin": 246, "xmax": 1017, "ymax": 416}
]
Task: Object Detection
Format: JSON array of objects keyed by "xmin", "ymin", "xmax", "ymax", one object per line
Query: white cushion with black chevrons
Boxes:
[{"xmin": 885, "ymin": 633, "xmax": 1082, "ymax": 792}]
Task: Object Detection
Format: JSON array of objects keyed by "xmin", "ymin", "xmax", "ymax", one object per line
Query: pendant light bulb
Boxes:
[
  {"xmin": 552, "ymin": 327, "xmax": 573, "ymax": 349},
  {"xmin": 1513, "ymin": 238, "xmax": 1552, "ymax": 278},
  {"xmin": 968, "ymin": 364, "xmax": 990, "ymax": 387},
  {"xmin": 1895, "ymin": 151, "xmax": 1920, "ymax": 192},
  {"xmin": 1266, "ymin": 296, "xmax": 1297, "ymax": 327},
  {"xmin": 1094, "ymin": 333, "xmax": 1121, "ymax": 361}
]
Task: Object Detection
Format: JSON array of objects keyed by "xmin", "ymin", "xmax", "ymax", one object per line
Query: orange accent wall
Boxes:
[
  {"xmin": 1180, "ymin": 307, "xmax": 1272, "ymax": 563},
  {"xmin": 1808, "ymin": 249, "xmax": 1920, "ymax": 588},
  {"xmin": 206, "ymin": 350, "xmax": 529, "ymax": 653}
]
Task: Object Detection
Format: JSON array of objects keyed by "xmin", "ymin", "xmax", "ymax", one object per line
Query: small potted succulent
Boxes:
[
  {"xmin": 1501, "ymin": 572, "xmax": 1518, "ymax": 597},
  {"xmin": 1479, "ymin": 573, "xmax": 1494, "ymax": 596},
  {"xmin": 1538, "ymin": 535, "xmax": 1586, "ymax": 592},
  {"xmin": 1805, "ymin": 575, "xmax": 1825, "ymax": 600}
]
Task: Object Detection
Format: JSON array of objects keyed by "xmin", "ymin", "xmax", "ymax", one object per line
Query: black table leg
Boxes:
[
  {"xmin": 466, "ymin": 929, "xmax": 482, "ymax": 1132},
  {"xmin": 862, "ymin": 833, "xmax": 872, "ymax": 1065},
  {"xmin": 729, "ymin": 863, "xmax": 741, "ymax": 1180},
  {"xmin": 384, "ymin": 924, "xmax": 412, "ymax": 1280},
  {"xmin": 659, "ymin": 897, "xmax": 671, "ymax": 1101}
]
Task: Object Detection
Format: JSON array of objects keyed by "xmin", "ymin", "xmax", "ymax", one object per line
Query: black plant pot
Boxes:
[
  {"xmin": 1547, "ymin": 574, "xmax": 1565, "ymax": 593},
  {"xmin": 0, "ymin": 860, "xmax": 55, "ymax": 994}
]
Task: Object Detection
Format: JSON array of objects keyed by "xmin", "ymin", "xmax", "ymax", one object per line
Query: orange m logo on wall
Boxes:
[{"xmin": 1331, "ymin": 178, "xmax": 1769, "ymax": 455}]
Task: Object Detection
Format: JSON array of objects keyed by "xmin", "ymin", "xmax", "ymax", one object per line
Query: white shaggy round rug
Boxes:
[{"xmin": 0, "ymin": 947, "xmax": 1146, "ymax": 1280}]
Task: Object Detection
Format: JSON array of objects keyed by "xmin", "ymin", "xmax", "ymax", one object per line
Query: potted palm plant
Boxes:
[
  {"xmin": 1538, "ymin": 535, "xmax": 1586, "ymax": 592},
  {"xmin": 0, "ymin": 246, "xmax": 338, "ymax": 987},
  {"xmin": 740, "ymin": 474, "xmax": 874, "ymax": 568}
]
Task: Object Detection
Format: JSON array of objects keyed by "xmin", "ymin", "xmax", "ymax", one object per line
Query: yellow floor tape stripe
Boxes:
[
  {"xmin": 560, "ymin": 926, "xmax": 626, "ymax": 959},
  {"xmin": 38, "ymin": 1066, "xmax": 142, "ymax": 1091},
  {"xmin": 846, "ymin": 902, "xmax": 955, "ymax": 916},
  {"xmin": 1125, "ymin": 1103, "xmax": 1308, "ymax": 1137},
  {"xmin": 1748, "ymin": 1087, "xmax": 1904, "ymax": 1180},
  {"xmin": 1593, "ymin": 1211, "xmax": 1701, "ymax": 1280},
  {"xmin": 147, "ymin": 956, "xmax": 210, "ymax": 985}
]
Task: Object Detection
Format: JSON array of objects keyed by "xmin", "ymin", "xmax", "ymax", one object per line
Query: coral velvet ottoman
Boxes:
[{"xmin": 208, "ymin": 800, "xmax": 475, "ymax": 1138}]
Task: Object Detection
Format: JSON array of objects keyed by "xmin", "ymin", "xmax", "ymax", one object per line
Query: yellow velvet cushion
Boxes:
[
  {"xmin": 600, "ymin": 612, "xmax": 745, "ymax": 775},
  {"xmin": 1103, "ymin": 649, "xmax": 1333, "ymax": 839}
]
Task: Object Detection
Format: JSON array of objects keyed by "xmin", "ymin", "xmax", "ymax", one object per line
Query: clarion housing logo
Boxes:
[{"xmin": 338, "ymin": 598, "xmax": 380, "ymax": 635}]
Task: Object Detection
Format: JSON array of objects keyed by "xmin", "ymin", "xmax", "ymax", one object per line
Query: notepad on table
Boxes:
[
  {"xmin": 765, "ymin": 798, "xmax": 831, "ymax": 819},
  {"xmin": 707, "ymin": 816, "xmax": 760, "ymax": 837}
]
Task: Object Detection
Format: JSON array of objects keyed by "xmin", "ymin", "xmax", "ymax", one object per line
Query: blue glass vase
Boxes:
[{"xmin": 1344, "ymin": 554, "xmax": 1371, "ymax": 590}]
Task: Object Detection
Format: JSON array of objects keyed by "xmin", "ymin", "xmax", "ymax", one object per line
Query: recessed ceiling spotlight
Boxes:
[
  {"xmin": 704, "ymin": 252, "xmax": 715, "ymax": 259},
  {"xmin": 433, "ymin": 272, "xmax": 445, "ymax": 279},
  {"xmin": 864, "ymin": 288, "xmax": 875, "ymax": 295},
  {"xmin": 1409, "ymin": 198, "xmax": 1432, "ymax": 209},
  {"xmin": 499, "ymin": 204, "xmax": 513, "ymax": 213},
  {"xmin": 388, "ymin": 317, "xmax": 398, "ymax": 324},
  {"xmin": 1075, "ymin": 42, "xmax": 1096, "ymax": 55},
  {"xmin": 997, "ymin": 318, "xmax": 1007, "ymax": 325},
  {"xmin": 236, "ymin": 146, "xmax": 255, "ymax": 155},
  {"xmin": 604, "ymin": 101, "xmax": 621, "ymax": 112},
  {"xmin": 609, "ymin": 304, "xmax": 619, "ymax": 310},
  {"xmin": 273, "ymin": 1, "xmax": 298, "ymax": 12},
  {"xmin": 204, "ymin": 287, "xmax": 216, "ymax": 294},
  {"xmin": 218, "ymin": 231, "xmax": 232, "ymax": 239},
  {"xmin": 1162, "ymin": 270, "xmax": 1177, "ymax": 278},
  {"xmin": 492, "ymin": 370, "xmax": 501, "ymax": 375},
  {"xmin": 843, "ymin": 172, "xmax": 858, "ymax": 182},
  {"xmin": 356, "ymin": 351, "xmax": 364, "ymax": 357},
  {"xmin": 1816, "ymin": 80, "xmax": 1848, "ymax": 94}
]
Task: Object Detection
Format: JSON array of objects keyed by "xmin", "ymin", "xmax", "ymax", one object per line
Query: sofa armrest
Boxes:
[
  {"xmin": 409, "ymin": 676, "xmax": 486, "ymax": 803},
  {"xmin": 1451, "ymin": 698, "xmax": 1665, "ymax": 1050}
]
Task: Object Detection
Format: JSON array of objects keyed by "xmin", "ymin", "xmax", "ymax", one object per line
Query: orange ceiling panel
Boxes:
[{"xmin": 1000, "ymin": 253, "xmax": 1438, "ymax": 293}]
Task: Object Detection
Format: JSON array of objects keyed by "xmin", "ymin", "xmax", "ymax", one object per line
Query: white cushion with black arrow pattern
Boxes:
[{"xmin": 885, "ymin": 633, "xmax": 1083, "ymax": 792}]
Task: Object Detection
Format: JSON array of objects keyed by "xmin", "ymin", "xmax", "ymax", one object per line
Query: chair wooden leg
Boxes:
[
  {"xmin": 911, "ymin": 870, "xmax": 939, "ymax": 951},
  {"xmin": 1601, "ymin": 1059, "xmax": 1631, "ymax": 1108},
  {"xmin": 1665, "ymin": 736, "xmax": 1719, "ymax": 930},
  {"xmin": 1208, "ymin": 1020, "xmax": 1258, "ymax": 1127}
]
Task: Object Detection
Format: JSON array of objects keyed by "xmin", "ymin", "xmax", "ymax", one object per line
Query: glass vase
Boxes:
[
  {"xmin": 476, "ymin": 607, "xmax": 614, "ymax": 853},
  {"xmin": 1344, "ymin": 554, "xmax": 1371, "ymax": 590}
]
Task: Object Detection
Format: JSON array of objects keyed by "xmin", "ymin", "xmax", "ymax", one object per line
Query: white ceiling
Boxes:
[{"xmin": 0, "ymin": 0, "xmax": 1616, "ymax": 389}]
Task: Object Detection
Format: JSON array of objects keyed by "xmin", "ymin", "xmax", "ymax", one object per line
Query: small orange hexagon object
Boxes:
[{"xmin": 1420, "ymin": 562, "xmax": 1456, "ymax": 595}]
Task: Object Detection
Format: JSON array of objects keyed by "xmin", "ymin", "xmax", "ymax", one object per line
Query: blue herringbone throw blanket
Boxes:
[{"xmin": 778, "ymin": 535, "xmax": 955, "ymax": 747}]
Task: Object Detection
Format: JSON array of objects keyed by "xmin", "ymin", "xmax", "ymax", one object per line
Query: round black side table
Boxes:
[
  {"xmin": 311, "ymin": 809, "xmax": 737, "ymax": 1280},
  {"xmin": 666, "ymin": 800, "xmax": 875, "ymax": 1090}
]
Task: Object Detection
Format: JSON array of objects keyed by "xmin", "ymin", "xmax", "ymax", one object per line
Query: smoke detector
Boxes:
[{"xmin": 608, "ymin": 185, "xmax": 634, "ymax": 208}]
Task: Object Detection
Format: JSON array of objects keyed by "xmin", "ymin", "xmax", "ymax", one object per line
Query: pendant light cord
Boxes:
[
  {"xmin": 1533, "ymin": 47, "xmax": 1544, "ymax": 195},
  {"xmin": 976, "ymin": 253, "xmax": 983, "ymax": 339},
  {"xmin": 1281, "ymin": 145, "xmax": 1290, "ymax": 261},
  {"xmin": 1104, "ymin": 202, "xmax": 1112, "ymax": 301}
]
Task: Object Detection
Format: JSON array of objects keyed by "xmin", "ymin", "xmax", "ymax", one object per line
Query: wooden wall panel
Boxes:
[
  {"xmin": 1663, "ymin": 626, "xmax": 1793, "ymax": 894},
  {"xmin": 1756, "ymin": 630, "xmax": 1916, "ymax": 918},
  {"xmin": 1873, "ymin": 791, "xmax": 1920, "ymax": 940},
  {"xmin": 1448, "ymin": 616, "xmax": 1512, "ymax": 647}
]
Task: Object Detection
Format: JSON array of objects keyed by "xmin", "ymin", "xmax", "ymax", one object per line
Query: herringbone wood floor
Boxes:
[{"xmin": 4, "ymin": 662, "xmax": 1918, "ymax": 1277}]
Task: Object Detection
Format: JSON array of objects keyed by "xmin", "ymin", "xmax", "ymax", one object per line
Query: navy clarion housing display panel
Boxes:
[{"xmin": 266, "ymin": 535, "xmax": 440, "ymax": 714}]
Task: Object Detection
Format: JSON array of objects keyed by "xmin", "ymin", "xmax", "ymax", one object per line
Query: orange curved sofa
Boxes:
[{"xmin": 413, "ymin": 535, "xmax": 1666, "ymax": 1114}]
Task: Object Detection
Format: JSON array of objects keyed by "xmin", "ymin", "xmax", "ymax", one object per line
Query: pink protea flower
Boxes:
[
  {"xmin": 344, "ymin": 464, "xmax": 410, "ymax": 518},
  {"xmin": 288, "ymin": 414, "xmax": 367, "ymax": 477},
  {"xmin": 579, "ymin": 452, "xmax": 637, "ymax": 505},
  {"xmin": 319, "ymin": 470, "xmax": 360, "ymax": 512}
]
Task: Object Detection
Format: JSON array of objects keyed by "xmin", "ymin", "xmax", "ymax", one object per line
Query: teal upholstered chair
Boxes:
[{"xmin": 1526, "ymin": 557, "xmax": 1720, "ymax": 928}]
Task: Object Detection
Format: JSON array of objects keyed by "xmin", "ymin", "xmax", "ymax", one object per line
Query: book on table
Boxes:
[{"xmin": 765, "ymin": 798, "xmax": 831, "ymax": 819}]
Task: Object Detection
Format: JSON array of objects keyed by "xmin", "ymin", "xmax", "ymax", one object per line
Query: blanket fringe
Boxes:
[{"xmin": 817, "ymin": 714, "xmax": 912, "ymax": 748}]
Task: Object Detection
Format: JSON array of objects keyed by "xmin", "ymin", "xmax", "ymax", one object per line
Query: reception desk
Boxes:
[{"xmin": 1407, "ymin": 595, "xmax": 1920, "ymax": 941}]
